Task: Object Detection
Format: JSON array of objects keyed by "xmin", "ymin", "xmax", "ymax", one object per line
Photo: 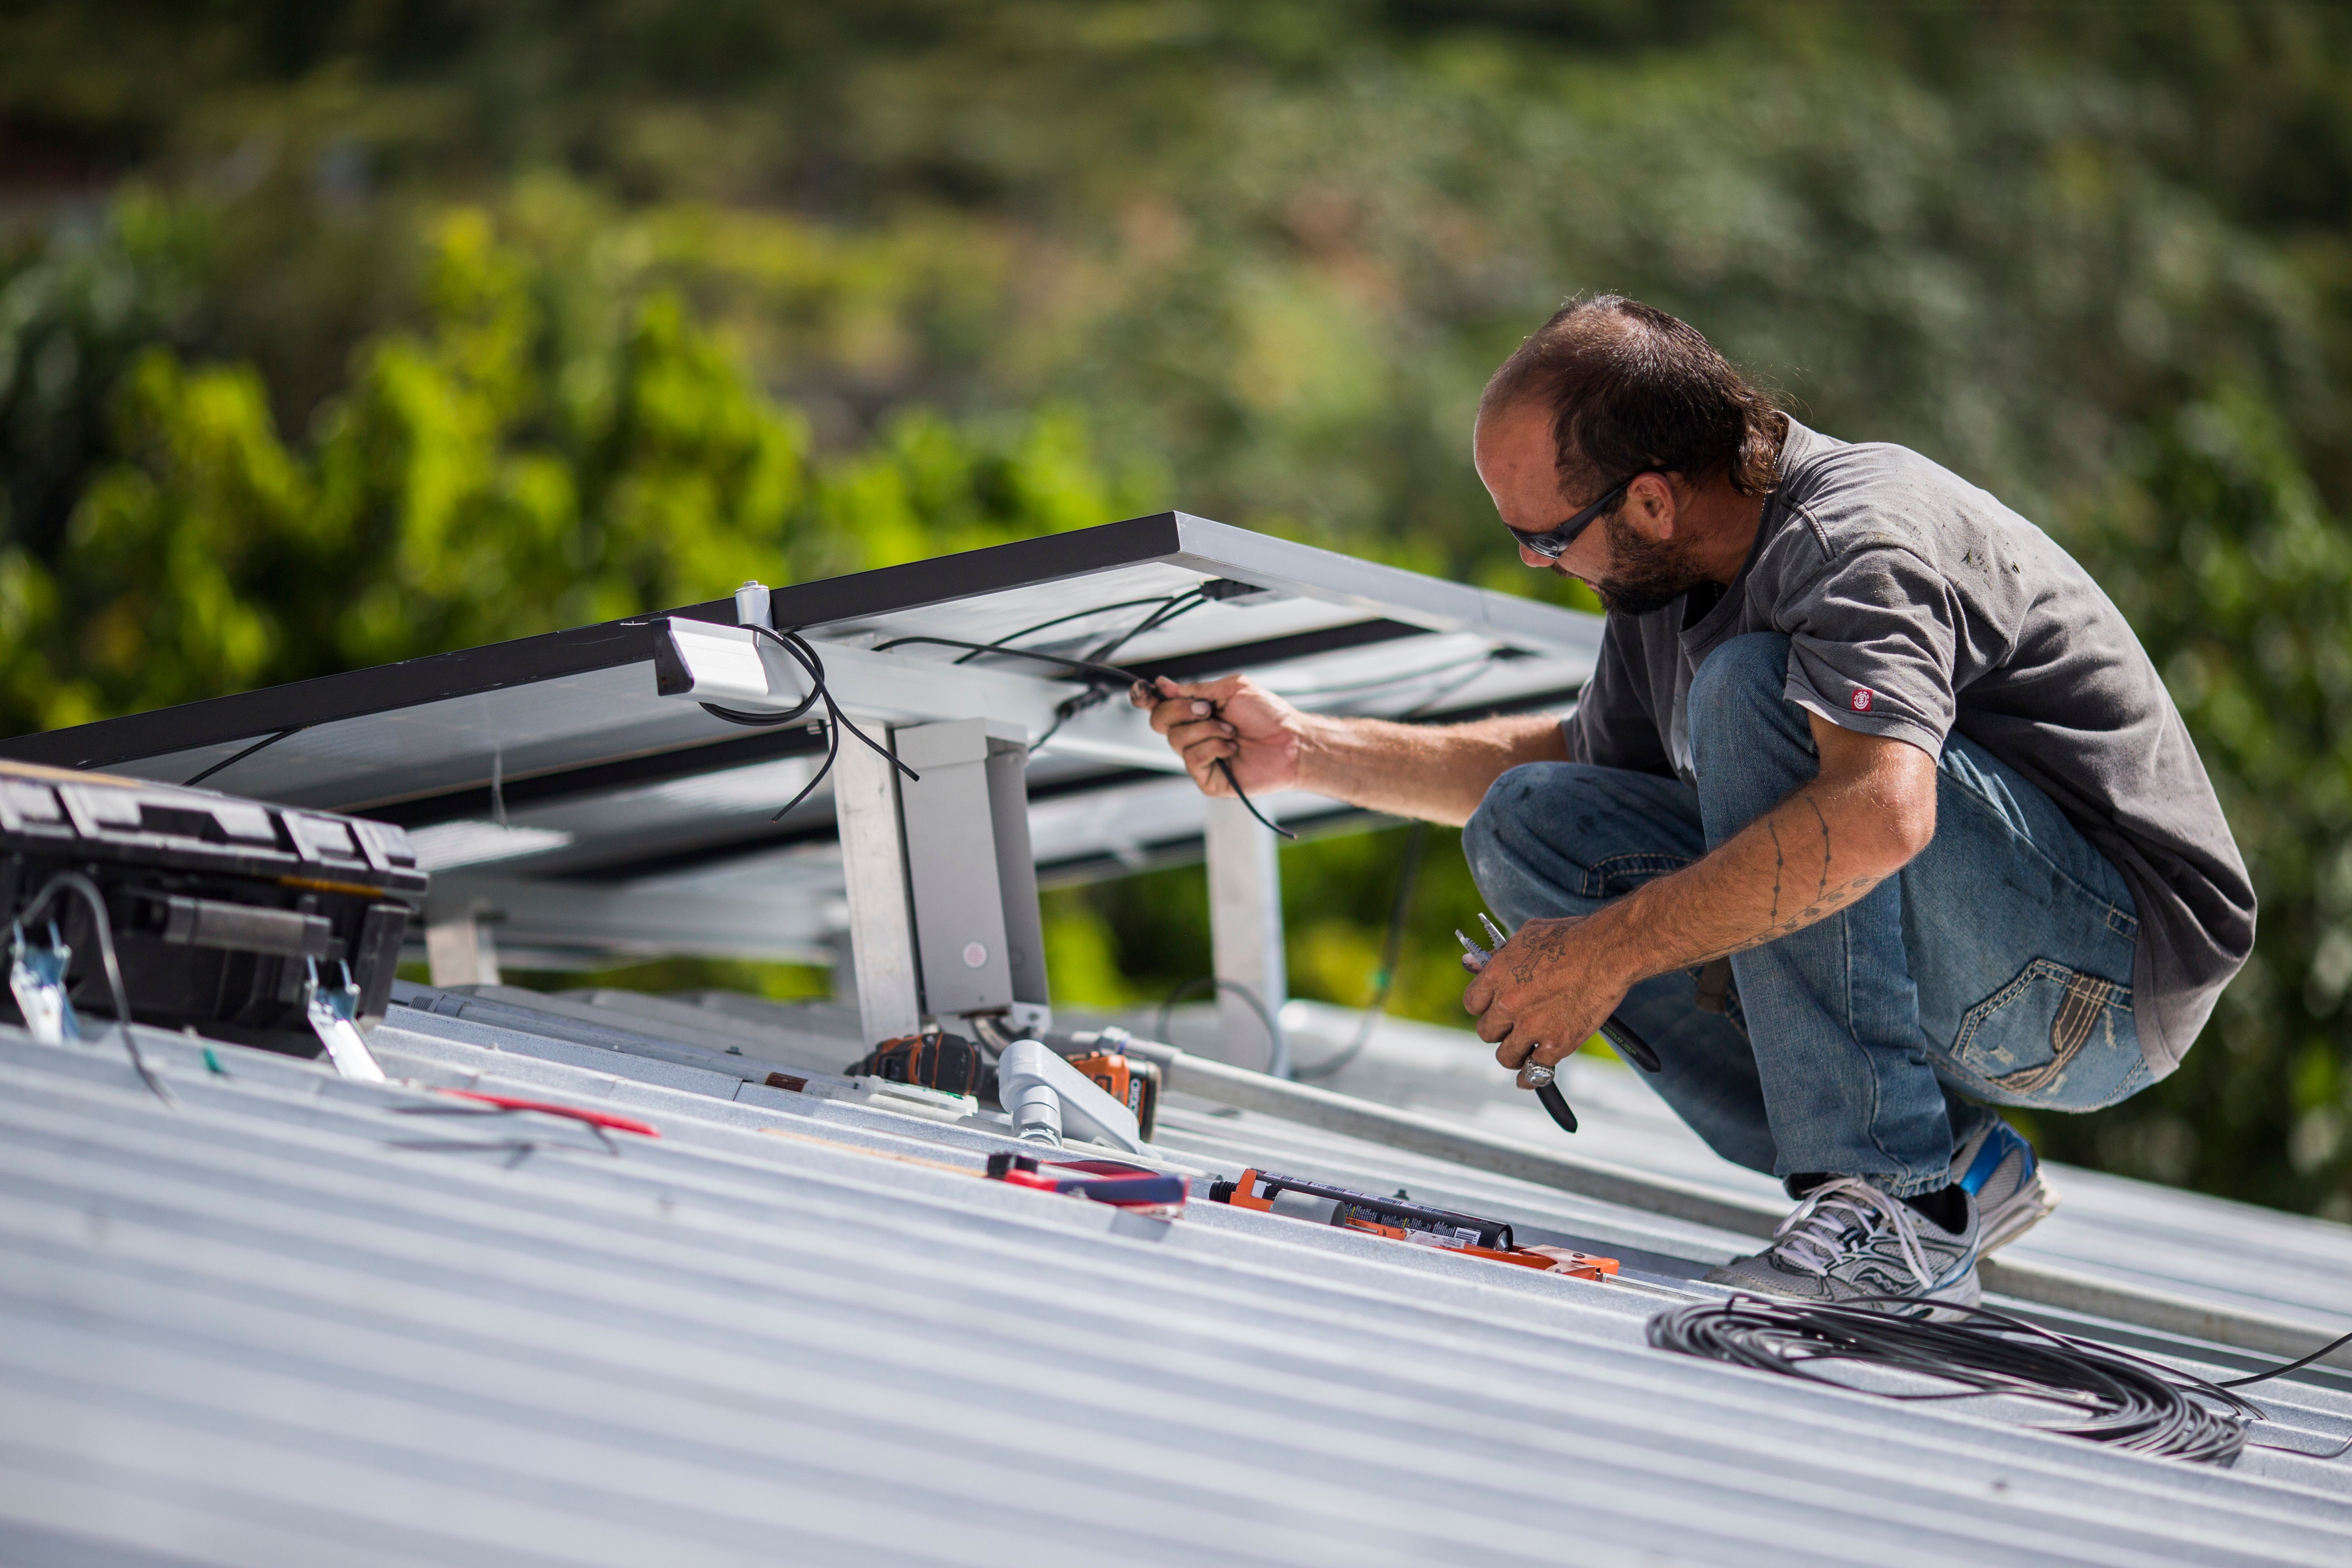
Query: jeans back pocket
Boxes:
[{"xmin": 1948, "ymin": 958, "xmax": 2140, "ymax": 1110}]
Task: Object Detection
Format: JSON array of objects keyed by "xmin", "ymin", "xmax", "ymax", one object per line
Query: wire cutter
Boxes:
[{"xmin": 1456, "ymin": 912, "xmax": 1662, "ymax": 1136}]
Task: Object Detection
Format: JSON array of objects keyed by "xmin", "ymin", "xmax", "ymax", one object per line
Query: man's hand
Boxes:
[
  {"xmin": 1131, "ymin": 675, "xmax": 1306, "ymax": 797},
  {"xmin": 1463, "ymin": 916, "xmax": 1633, "ymax": 1073}
]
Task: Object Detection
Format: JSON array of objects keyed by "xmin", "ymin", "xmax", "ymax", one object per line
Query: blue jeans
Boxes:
[{"xmin": 1464, "ymin": 632, "xmax": 2147, "ymax": 1198}]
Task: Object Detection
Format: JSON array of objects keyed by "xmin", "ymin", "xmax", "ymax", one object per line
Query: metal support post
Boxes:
[
  {"xmin": 425, "ymin": 911, "xmax": 502, "ymax": 988},
  {"xmin": 832, "ymin": 720, "xmax": 923, "ymax": 1044},
  {"xmin": 896, "ymin": 718, "xmax": 1051, "ymax": 1036},
  {"xmin": 1205, "ymin": 794, "xmax": 1286, "ymax": 1074}
]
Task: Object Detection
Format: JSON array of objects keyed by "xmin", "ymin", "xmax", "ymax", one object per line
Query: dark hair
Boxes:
[{"xmin": 1480, "ymin": 295, "xmax": 1787, "ymax": 501}]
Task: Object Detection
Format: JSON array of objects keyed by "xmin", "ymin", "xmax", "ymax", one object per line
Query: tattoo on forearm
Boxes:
[
  {"xmin": 1583, "ymin": 788, "xmax": 1902, "ymax": 984},
  {"xmin": 1803, "ymin": 792, "xmax": 1831, "ymax": 908},
  {"xmin": 1749, "ymin": 794, "xmax": 1881, "ymax": 943}
]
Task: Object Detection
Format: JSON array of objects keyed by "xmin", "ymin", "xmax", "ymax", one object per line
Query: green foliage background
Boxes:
[{"xmin": 4, "ymin": 1, "xmax": 2350, "ymax": 1216}]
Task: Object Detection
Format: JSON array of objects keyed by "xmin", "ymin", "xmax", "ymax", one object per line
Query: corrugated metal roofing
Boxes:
[{"xmin": 5, "ymin": 984, "xmax": 2350, "ymax": 1566}]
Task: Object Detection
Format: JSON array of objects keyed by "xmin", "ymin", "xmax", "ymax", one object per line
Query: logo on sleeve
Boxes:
[{"xmin": 1849, "ymin": 687, "xmax": 1876, "ymax": 713}]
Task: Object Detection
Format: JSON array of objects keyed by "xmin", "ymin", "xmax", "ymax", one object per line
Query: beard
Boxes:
[{"xmin": 1577, "ymin": 508, "xmax": 1714, "ymax": 617}]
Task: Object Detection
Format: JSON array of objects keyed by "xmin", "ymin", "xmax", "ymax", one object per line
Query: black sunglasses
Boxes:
[{"xmin": 1505, "ymin": 473, "xmax": 1645, "ymax": 560}]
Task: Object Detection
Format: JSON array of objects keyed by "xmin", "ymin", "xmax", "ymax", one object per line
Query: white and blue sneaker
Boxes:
[
  {"xmin": 1703, "ymin": 1176, "xmax": 1981, "ymax": 1311},
  {"xmin": 1955, "ymin": 1116, "xmax": 2059, "ymax": 1255}
]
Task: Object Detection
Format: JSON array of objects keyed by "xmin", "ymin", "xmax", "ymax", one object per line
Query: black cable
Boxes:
[
  {"xmin": 1213, "ymin": 758, "xmax": 1297, "ymax": 839},
  {"xmin": 697, "ymin": 625, "xmax": 919, "ymax": 820},
  {"xmin": 951, "ymin": 596, "xmax": 1187, "ymax": 666},
  {"xmin": 184, "ymin": 726, "xmax": 303, "ymax": 787},
  {"xmin": 869, "ymin": 634, "xmax": 1297, "ymax": 838},
  {"xmin": 868, "ymin": 636, "xmax": 1142, "ymax": 686},
  {"xmin": 1020, "ymin": 596, "xmax": 1209, "ymax": 755},
  {"xmin": 1086, "ymin": 590, "xmax": 1207, "ymax": 664},
  {"xmin": 18, "ymin": 872, "xmax": 173, "ymax": 1107},
  {"xmin": 1155, "ymin": 975, "xmax": 1289, "ymax": 1078},
  {"xmin": 2208, "ymin": 1318, "xmax": 2352, "ymax": 1457},
  {"xmin": 1296, "ymin": 820, "xmax": 1427, "ymax": 1081},
  {"xmin": 1649, "ymin": 1295, "xmax": 2262, "ymax": 1464},
  {"xmin": 2216, "ymin": 1327, "xmax": 2352, "ymax": 1388},
  {"xmin": 1027, "ymin": 686, "xmax": 1109, "ymax": 756}
]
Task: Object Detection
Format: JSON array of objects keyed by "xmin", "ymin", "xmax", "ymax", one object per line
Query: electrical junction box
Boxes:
[
  {"xmin": 893, "ymin": 719, "xmax": 1049, "ymax": 1034},
  {"xmin": 0, "ymin": 759, "xmax": 426, "ymax": 1054}
]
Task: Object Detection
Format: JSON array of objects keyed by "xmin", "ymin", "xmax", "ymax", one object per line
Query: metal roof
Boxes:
[{"xmin": 6, "ymin": 984, "xmax": 2350, "ymax": 1566}]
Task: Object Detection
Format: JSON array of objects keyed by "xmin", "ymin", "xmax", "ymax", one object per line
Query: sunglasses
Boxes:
[{"xmin": 1505, "ymin": 472, "xmax": 1646, "ymax": 560}]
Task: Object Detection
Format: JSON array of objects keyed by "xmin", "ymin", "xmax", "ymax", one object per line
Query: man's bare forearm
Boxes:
[
  {"xmin": 1559, "ymin": 728, "xmax": 1937, "ymax": 989},
  {"xmin": 1294, "ymin": 711, "xmax": 1566, "ymax": 827}
]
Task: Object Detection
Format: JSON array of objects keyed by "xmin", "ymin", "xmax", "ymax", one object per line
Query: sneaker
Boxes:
[
  {"xmin": 1953, "ymin": 1116, "xmax": 2059, "ymax": 1255},
  {"xmin": 1703, "ymin": 1176, "xmax": 1981, "ymax": 1311}
]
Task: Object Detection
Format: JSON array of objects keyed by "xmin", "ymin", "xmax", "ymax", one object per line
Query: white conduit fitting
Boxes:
[{"xmin": 994, "ymin": 1039, "xmax": 1144, "ymax": 1153}]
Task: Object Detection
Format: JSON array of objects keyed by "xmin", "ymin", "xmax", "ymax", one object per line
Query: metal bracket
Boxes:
[
  {"xmin": 1205, "ymin": 794, "xmax": 1287, "ymax": 1073},
  {"xmin": 832, "ymin": 719, "xmax": 924, "ymax": 1044}
]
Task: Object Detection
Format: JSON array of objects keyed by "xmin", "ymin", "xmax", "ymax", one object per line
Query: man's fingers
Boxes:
[
  {"xmin": 1156, "ymin": 673, "xmax": 1245, "ymax": 704},
  {"xmin": 1462, "ymin": 970, "xmax": 1494, "ymax": 1014},
  {"xmin": 1492, "ymin": 1033, "xmax": 1533, "ymax": 1070},
  {"xmin": 1474, "ymin": 1005, "xmax": 1514, "ymax": 1045},
  {"xmin": 1526, "ymin": 1038, "xmax": 1576, "ymax": 1069},
  {"xmin": 1178, "ymin": 737, "xmax": 1236, "ymax": 792},
  {"xmin": 1166, "ymin": 715, "xmax": 1234, "ymax": 745},
  {"xmin": 1147, "ymin": 697, "xmax": 1218, "ymax": 738}
]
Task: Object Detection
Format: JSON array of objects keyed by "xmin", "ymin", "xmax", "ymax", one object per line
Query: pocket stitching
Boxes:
[{"xmin": 1953, "ymin": 958, "xmax": 2131, "ymax": 1080}]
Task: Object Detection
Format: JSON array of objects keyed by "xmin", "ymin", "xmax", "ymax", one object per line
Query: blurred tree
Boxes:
[
  {"xmin": 2037, "ymin": 389, "xmax": 2352, "ymax": 1217},
  {"xmin": 0, "ymin": 205, "xmax": 1148, "ymax": 737}
]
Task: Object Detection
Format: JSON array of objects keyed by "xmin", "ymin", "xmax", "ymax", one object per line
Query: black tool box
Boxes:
[{"xmin": 0, "ymin": 759, "xmax": 427, "ymax": 1054}]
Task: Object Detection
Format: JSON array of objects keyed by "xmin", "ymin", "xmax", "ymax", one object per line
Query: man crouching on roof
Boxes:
[{"xmin": 1135, "ymin": 295, "xmax": 2254, "ymax": 1310}]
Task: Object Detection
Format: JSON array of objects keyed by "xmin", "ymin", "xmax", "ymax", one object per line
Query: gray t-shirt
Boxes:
[{"xmin": 1564, "ymin": 419, "xmax": 2254, "ymax": 1076}]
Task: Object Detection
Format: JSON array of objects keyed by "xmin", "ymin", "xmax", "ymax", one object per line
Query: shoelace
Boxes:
[{"xmin": 1768, "ymin": 1176, "xmax": 1941, "ymax": 1294}]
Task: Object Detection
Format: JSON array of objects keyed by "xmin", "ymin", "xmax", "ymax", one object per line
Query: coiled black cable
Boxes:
[{"xmin": 1646, "ymin": 1295, "xmax": 2299, "ymax": 1465}]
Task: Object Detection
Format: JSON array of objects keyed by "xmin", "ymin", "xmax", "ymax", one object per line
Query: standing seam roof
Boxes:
[{"xmin": 3, "ymin": 988, "xmax": 2349, "ymax": 1567}]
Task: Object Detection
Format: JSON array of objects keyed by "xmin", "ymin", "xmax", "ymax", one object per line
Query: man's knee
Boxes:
[
  {"xmin": 1687, "ymin": 632, "xmax": 1805, "ymax": 768},
  {"xmin": 1461, "ymin": 762, "xmax": 1558, "ymax": 892}
]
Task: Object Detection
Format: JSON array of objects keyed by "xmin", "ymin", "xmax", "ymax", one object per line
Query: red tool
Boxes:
[{"xmin": 985, "ymin": 1152, "xmax": 1186, "ymax": 1218}]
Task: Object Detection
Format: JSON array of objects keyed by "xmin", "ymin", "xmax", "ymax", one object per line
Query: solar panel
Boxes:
[{"xmin": 0, "ymin": 513, "xmax": 1601, "ymax": 974}]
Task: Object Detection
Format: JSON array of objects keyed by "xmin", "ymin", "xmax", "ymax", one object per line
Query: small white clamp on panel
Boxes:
[{"xmin": 735, "ymin": 579, "xmax": 772, "ymax": 628}]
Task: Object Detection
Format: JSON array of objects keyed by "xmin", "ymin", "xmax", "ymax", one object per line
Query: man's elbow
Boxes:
[
  {"xmin": 1873, "ymin": 760, "xmax": 1939, "ymax": 869},
  {"xmin": 1808, "ymin": 720, "xmax": 1939, "ymax": 875},
  {"xmin": 1886, "ymin": 789, "xmax": 1936, "ymax": 866}
]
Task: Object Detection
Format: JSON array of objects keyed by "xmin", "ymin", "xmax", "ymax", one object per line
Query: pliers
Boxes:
[{"xmin": 1457, "ymin": 912, "xmax": 1662, "ymax": 1136}]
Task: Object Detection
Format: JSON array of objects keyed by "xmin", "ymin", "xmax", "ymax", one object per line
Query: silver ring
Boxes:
[{"xmin": 1519, "ymin": 1061, "xmax": 1555, "ymax": 1089}]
